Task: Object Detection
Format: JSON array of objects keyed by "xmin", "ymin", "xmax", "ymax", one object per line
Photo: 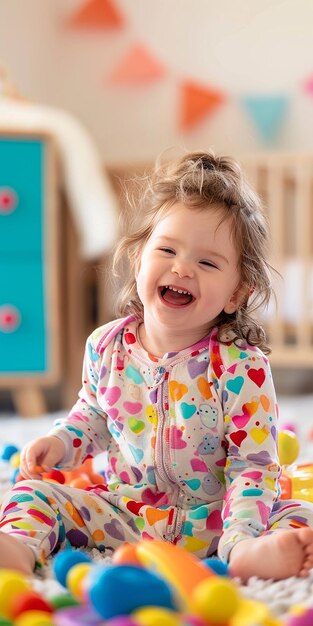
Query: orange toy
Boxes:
[
  {"xmin": 15, "ymin": 458, "xmax": 105, "ymax": 490},
  {"xmin": 60, "ymin": 459, "xmax": 105, "ymax": 488},
  {"xmin": 112, "ymin": 542, "xmax": 141, "ymax": 566}
]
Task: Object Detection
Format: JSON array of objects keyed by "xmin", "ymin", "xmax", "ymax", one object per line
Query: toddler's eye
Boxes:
[
  {"xmin": 159, "ymin": 247, "xmax": 175, "ymax": 255},
  {"xmin": 200, "ymin": 260, "xmax": 218, "ymax": 268}
]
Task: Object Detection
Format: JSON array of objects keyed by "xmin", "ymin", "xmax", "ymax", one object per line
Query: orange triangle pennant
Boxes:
[
  {"xmin": 68, "ymin": 0, "xmax": 124, "ymax": 29},
  {"xmin": 180, "ymin": 80, "xmax": 226, "ymax": 130},
  {"xmin": 108, "ymin": 44, "xmax": 166, "ymax": 84}
]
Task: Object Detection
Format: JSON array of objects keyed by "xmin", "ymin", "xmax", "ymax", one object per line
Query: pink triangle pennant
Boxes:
[
  {"xmin": 108, "ymin": 44, "xmax": 166, "ymax": 85},
  {"xmin": 303, "ymin": 75, "xmax": 313, "ymax": 96}
]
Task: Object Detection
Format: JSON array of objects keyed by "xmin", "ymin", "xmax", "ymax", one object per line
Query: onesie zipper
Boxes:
[{"xmin": 154, "ymin": 367, "xmax": 183, "ymax": 542}]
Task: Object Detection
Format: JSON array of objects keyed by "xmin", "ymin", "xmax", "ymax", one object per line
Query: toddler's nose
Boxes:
[{"xmin": 171, "ymin": 258, "xmax": 194, "ymax": 278}]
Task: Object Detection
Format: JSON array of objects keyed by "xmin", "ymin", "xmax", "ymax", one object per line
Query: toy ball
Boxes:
[
  {"xmin": 286, "ymin": 606, "xmax": 313, "ymax": 625},
  {"xmin": 278, "ymin": 430, "xmax": 300, "ymax": 466},
  {"xmin": 52, "ymin": 549, "xmax": 92, "ymax": 587},
  {"xmin": 0, "ymin": 444, "xmax": 19, "ymax": 461},
  {"xmin": 106, "ymin": 618, "xmax": 140, "ymax": 626},
  {"xmin": 54, "ymin": 604, "xmax": 106, "ymax": 626},
  {"xmin": 10, "ymin": 589, "xmax": 53, "ymax": 619},
  {"xmin": 50, "ymin": 592, "xmax": 80, "ymax": 610},
  {"xmin": 11, "ymin": 467, "xmax": 21, "ymax": 484},
  {"xmin": 88, "ymin": 564, "xmax": 176, "ymax": 620},
  {"xmin": 132, "ymin": 606, "xmax": 181, "ymax": 626},
  {"xmin": 10, "ymin": 451, "xmax": 21, "ymax": 469},
  {"xmin": 202, "ymin": 557, "xmax": 228, "ymax": 577},
  {"xmin": 66, "ymin": 562, "xmax": 93, "ymax": 601},
  {"xmin": 183, "ymin": 617, "xmax": 207, "ymax": 626},
  {"xmin": 112, "ymin": 543, "xmax": 141, "ymax": 566},
  {"xmin": 192, "ymin": 577, "xmax": 240, "ymax": 624},
  {"xmin": 14, "ymin": 610, "xmax": 55, "ymax": 626},
  {"xmin": 0, "ymin": 570, "xmax": 30, "ymax": 617},
  {"xmin": 280, "ymin": 421, "xmax": 297, "ymax": 434}
]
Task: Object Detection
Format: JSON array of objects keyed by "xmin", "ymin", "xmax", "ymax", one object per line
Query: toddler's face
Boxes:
[{"xmin": 135, "ymin": 202, "xmax": 246, "ymax": 343}]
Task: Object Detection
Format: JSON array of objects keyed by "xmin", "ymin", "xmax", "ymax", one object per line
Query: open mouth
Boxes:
[{"xmin": 159, "ymin": 285, "xmax": 195, "ymax": 307}]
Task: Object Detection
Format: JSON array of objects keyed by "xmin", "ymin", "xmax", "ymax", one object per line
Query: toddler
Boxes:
[{"xmin": 1, "ymin": 150, "xmax": 313, "ymax": 582}]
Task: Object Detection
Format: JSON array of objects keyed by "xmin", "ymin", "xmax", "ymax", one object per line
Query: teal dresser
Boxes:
[{"xmin": 0, "ymin": 133, "xmax": 60, "ymax": 415}]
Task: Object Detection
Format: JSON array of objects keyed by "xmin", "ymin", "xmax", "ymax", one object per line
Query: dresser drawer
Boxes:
[
  {"xmin": 0, "ymin": 138, "xmax": 44, "ymax": 255},
  {"xmin": 0, "ymin": 259, "xmax": 48, "ymax": 373}
]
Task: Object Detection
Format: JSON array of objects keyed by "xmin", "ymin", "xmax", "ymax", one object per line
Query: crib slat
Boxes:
[
  {"xmin": 293, "ymin": 160, "xmax": 312, "ymax": 348},
  {"xmin": 264, "ymin": 159, "xmax": 285, "ymax": 351},
  {"xmin": 242, "ymin": 153, "xmax": 313, "ymax": 370}
]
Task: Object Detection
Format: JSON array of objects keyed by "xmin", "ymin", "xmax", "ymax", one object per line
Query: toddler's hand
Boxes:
[{"xmin": 19, "ymin": 436, "xmax": 66, "ymax": 479}]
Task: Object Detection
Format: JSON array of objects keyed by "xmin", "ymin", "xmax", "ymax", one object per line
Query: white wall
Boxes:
[{"xmin": 1, "ymin": 0, "xmax": 313, "ymax": 164}]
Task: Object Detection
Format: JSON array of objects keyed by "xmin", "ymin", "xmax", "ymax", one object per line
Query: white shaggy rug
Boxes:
[{"xmin": 1, "ymin": 394, "xmax": 313, "ymax": 622}]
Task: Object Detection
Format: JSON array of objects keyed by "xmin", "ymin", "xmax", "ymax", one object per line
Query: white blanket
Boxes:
[{"xmin": 0, "ymin": 99, "xmax": 118, "ymax": 259}]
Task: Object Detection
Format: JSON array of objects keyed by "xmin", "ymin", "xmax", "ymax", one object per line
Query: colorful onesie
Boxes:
[{"xmin": 1, "ymin": 315, "xmax": 312, "ymax": 565}]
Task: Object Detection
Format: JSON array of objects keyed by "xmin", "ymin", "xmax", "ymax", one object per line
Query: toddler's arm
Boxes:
[
  {"xmin": 218, "ymin": 354, "xmax": 281, "ymax": 562},
  {"xmin": 47, "ymin": 327, "xmax": 112, "ymax": 469}
]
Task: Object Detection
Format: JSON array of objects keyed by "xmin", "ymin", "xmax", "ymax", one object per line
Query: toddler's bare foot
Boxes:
[
  {"xmin": 0, "ymin": 532, "xmax": 35, "ymax": 575},
  {"xmin": 229, "ymin": 528, "xmax": 313, "ymax": 583}
]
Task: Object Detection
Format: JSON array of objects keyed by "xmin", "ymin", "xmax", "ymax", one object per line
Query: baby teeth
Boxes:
[{"xmin": 165, "ymin": 285, "xmax": 191, "ymax": 295}]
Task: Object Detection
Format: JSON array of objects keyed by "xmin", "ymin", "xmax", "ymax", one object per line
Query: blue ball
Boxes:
[
  {"xmin": 203, "ymin": 557, "xmax": 229, "ymax": 576},
  {"xmin": 11, "ymin": 467, "xmax": 20, "ymax": 484},
  {"xmin": 0, "ymin": 444, "xmax": 19, "ymax": 461},
  {"xmin": 53, "ymin": 548, "xmax": 92, "ymax": 587},
  {"xmin": 88, "ymin": 564, "xmax": 176, "ymax": 620}
]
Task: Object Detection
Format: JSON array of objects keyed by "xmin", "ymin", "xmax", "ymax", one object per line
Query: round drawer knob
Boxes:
[
  {"xmin": 0, "ymin": 305, "xmax": 21, "ymax": 333},
  {"xmin": 0, "ymin": 187, "xmax": 18, "ymax": 214}
]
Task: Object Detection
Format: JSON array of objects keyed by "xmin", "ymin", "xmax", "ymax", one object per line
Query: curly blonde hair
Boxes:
[{"xmin": 112, "ymin": 150, "xmax": 275, "ymax": 353}]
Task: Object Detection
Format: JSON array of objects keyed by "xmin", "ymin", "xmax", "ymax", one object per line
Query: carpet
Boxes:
[{"xmin": 1, "ymin": 395, "xmax": 313, "ymax": 622}]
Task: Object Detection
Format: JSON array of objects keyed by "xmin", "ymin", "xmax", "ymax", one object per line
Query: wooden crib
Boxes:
[
  {"xmin": 104, "ymin": 154, "xmax": 313, "ymax": 373},
  {"xmin": 240, "ymin": 153, "xmax": 313, "ymax": 368}
]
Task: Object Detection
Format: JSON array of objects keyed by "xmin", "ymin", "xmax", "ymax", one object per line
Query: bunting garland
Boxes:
[{"xmin": 65, "ymin": 0, "xmax": 313, "ymax": 143}]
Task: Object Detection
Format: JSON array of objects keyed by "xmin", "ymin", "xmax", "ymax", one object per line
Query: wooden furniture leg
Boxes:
[{"xmin": 13, "ymin": 386, "xmax": 47, "ymax": 418}]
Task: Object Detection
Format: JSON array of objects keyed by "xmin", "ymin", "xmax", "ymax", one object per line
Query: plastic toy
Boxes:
[
  {"xmin": 87, "ymin": 563, "xmax": 176, "ymax": 620},
  {"xmin": 192, "ymin": 577, "xmax": 240, "ymax": 624},
  {"xmin": 14, "ymin": 611, "xmax": 55, "ymax": 626},
  {"xmin": 0, "ymin": 443, "xmax": 19, "ymax": 461},
  {"xmin": 136, "ymin": 539, "xmax": 213, "ymax": 611},
  {"xmin": 202, "ymin": 557, "xmax": 229, "ymax": 576},
  {"xmin": 132, "ymin": 606, "xmax": 181, "ymax": 626},
  {"xmin": 53, "ymin": 549, "xmax": 92, "ymax": 588},
  {"xmin": 278, "ymin": 430, "xmax": 300, "ymax": 466},
  {"xmin": 10, "ymin": 589, "xmax": 53, "ymax": 619},
  {"xmin": 286, "ymin": 606, "xmax": 313, "ymax": 625},
  {"xmin": 67, "ymin": 562, "xmax": 94, "ymax": 602},
  {"xmin": 52, "ymin": 542, "xmax": 282, "ymax": 626},
  {"xmin": 54, "ymin": 604, "xmax": 106, "ymax": 625},
  {"xmin": 2, "ymin": 442, "xmax": 105, "ymax": 490},
  {"xmin": 112, "ymin": 542, "xmax": 141, "ymax": 566},
  {"xmin": 0, "ymin": 570, "xmax": 31, "ymax": 618},
  {"xmin": 277, "ymin": 430, "xmax": 313, "ymax": 502}
]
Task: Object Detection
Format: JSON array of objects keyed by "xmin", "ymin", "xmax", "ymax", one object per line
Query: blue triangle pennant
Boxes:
[{"xmin": 242, "ymin": 95, "xmax": 288, "ymax": 143}]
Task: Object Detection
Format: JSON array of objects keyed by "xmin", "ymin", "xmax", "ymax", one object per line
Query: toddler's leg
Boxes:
[
  {"xmin": 229, "ymin": 500, "xmax": 313, "ymax": 582},
  {"xmin": 0, "ymin": 480, "xmax": 143, "ymax": 572}
]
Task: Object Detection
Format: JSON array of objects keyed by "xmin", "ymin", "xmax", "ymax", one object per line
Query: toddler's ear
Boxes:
[{"xmin": 224, "ymin": 284, "xmax": 250, "ymax": 314}]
